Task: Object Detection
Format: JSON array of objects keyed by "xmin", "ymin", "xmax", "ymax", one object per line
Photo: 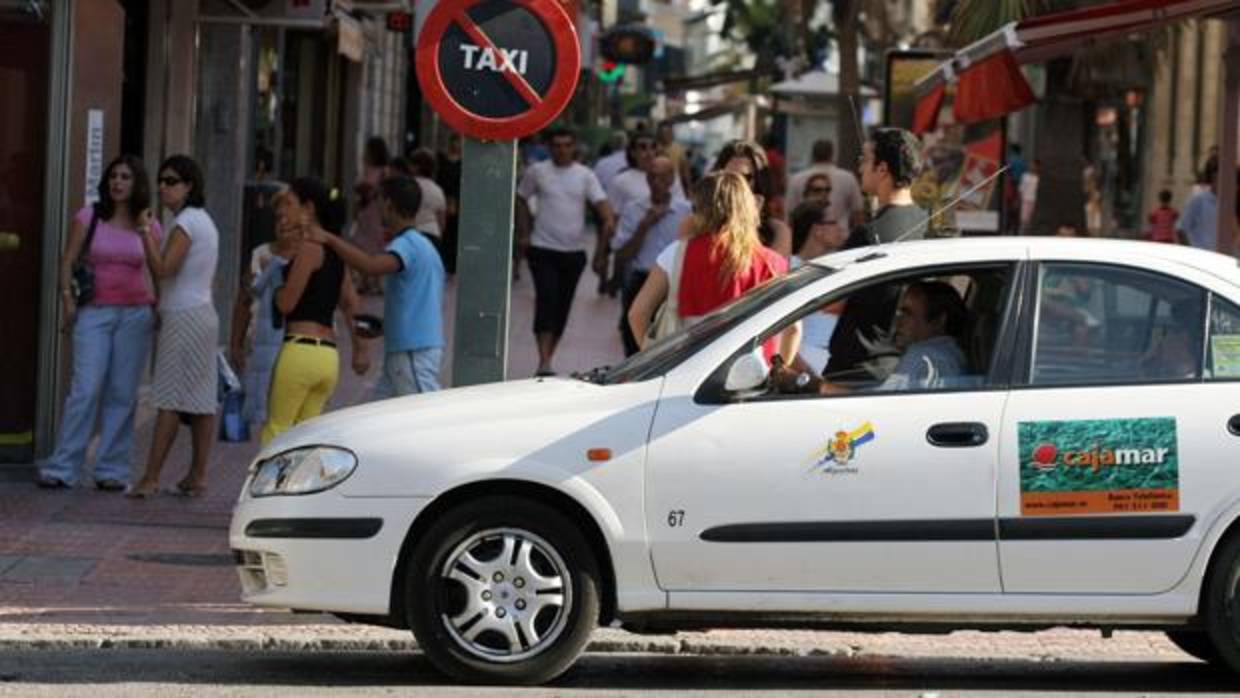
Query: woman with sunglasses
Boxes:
[
  {"xmin": 128, "ymin": 155, "xmax": 219, "ymax": 498},
  {"xmin": 37, "ymin": 155, "xmax": 161, "ymax": 491},
  {"xmin": 710, "ymin": 140, "xmax": 792, "ymax": 258},
  {"xmin": 260, "ymin": 177, "xmax": 366, "ymax": 446}
]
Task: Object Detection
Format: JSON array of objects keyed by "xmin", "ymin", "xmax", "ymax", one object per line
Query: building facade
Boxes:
[{"xmin": 0, "ymin": 0, "xmax": 410, "ymax": 466}]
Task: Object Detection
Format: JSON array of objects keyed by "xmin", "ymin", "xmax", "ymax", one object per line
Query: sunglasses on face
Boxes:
[
  {"xmin": 158, "ymin": 176, "xmax": 183, "ymax": 187},
  {"xmin": 807, "ymin": 186, "xmax": 832, "ymax": 195}
]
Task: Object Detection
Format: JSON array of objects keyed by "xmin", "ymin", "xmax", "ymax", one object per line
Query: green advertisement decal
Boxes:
[{"xmin": 1018, "ymin": 417, "xmax": 1179, "ymax": 515}]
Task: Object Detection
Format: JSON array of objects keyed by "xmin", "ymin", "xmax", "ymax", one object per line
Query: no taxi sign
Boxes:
[{"xmin": 415, "ymin": 0, "xmax": 581, "ymax": 141}]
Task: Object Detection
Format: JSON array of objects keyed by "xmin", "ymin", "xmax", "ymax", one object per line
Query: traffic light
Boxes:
[
  {"xmin": 599, "ymin": 25, "xmax": 655, "ymax": 65},
  {"xmin": 597, "ymin": 60, "xmax": 624, "ymax": 83}
]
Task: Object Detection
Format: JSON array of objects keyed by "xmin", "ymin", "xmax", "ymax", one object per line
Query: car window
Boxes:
[
  {"xmin": 745, "ymin": 264, "xmax": 1015, "ymax": 398},
  {"xmin": 1207, "ymin": 296, "xmax": 1240, "ymax": 381},
  {"xmin": 1030, "ymin": 264, "xmax": 1206, "ymax": 386},
  {"xmin": 594, "ymin": 264, "xmax": 831, "ymax": 384}
]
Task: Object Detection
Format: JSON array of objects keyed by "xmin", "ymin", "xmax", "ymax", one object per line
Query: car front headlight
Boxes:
[{"xmin": 248, "ymin": 446, "xmax": 358, "ymax": 497}]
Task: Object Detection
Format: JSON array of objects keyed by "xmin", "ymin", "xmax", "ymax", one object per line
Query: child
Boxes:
[{"xmin": 1146, "ymin": 189, "xmax": 1179, "ymax": 244}]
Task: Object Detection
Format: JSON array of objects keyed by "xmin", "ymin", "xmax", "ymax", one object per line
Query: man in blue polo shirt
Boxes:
[{"xmin": 313, "ymin": 176, "xmax": 445, "ymax": 396}]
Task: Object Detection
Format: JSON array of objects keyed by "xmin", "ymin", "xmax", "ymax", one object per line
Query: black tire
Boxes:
[
  {"xmin": 1204, "ymin": 534, "xmax": 1240, "ymax": 676},
  {"xmin": 1166, "ymin": 630, "xmax": 1225, "ymax": 666},
  {"xmin": 405, "ymin": 496, "xmax": 601, "ymax": 685}
]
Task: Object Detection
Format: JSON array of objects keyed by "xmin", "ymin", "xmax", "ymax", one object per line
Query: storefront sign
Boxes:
[
  {"xmin": 1018, "ymin": 417, "xmax": 1180, "ymax": 516},
  {"xmin": 84, "ymin": 109, "xmax": 103, "ymax": 208},
  {"xmin": 415, "ymin": 0, "xmax": 580, "ymax": 140}
]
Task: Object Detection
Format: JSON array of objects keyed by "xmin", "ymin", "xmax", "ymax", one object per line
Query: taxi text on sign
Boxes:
[{"xmin": 415, "ymin": 0, "xmax": 581, "ymax": 141}]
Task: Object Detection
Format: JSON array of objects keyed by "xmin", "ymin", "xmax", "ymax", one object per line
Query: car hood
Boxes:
[{"xmin": 262, "ymin": 377, "xmax": 643, "ymax": 454}]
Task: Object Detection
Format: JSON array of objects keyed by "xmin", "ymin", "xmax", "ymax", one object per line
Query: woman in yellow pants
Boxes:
[{"xmin": 262, "ymin": 177, "xmax": 368, "ymax": 445}]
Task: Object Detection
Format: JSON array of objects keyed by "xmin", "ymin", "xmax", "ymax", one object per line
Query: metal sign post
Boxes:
[
  {"xmin": 453, "ymin": 139, "xmax": 517, "ymax": 384},
  {"xmin": 417, "ymin": 0, "xmax": 580, "ymax": 386}
]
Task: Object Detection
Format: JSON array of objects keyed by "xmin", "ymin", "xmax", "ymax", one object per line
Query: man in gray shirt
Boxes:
[
  {"xmin": 845, "ymin": 127, "xmax": 928, "ymax": 247},
  {"xmin": 827, "ymin": 128, "xmax": 929, "ymax": 379}
]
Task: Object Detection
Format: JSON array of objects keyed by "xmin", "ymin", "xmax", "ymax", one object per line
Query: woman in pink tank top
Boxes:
[{"xmin": 37, "ymin": 155, "xmax": 160, "ymax": 491}]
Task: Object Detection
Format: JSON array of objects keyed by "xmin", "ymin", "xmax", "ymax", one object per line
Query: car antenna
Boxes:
[
  {"xmin": 847, "ymin": 94, "xmax": 866, "ymax": 154},
  {"xmin": 889, "ymin": 163, "xmax": 1012, "ymax": 244}
]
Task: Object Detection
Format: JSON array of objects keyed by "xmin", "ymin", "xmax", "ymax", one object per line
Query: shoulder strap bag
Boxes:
[
  {"xmin": 70, "ymin": 212, "xmax": 100, "ymax": 306},
  {"xmin": 645, "ymin": 241, "xmax": 686, "ymax": 344}
]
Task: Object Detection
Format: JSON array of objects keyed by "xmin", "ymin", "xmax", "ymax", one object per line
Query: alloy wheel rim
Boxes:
[{"xmin": 437, "ymin": 527, "xmax": 572, "ymax": 663}]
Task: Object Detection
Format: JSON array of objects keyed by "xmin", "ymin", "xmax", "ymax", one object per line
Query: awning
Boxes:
[{"xmin": 911, "ymin": 0, "xmax": 1240, "ymax": 133}]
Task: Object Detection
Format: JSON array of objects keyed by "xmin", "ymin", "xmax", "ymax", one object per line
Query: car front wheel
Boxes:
[{"xmin": 406, "ymin": 496, "xmax": 601, "ymax": 684}]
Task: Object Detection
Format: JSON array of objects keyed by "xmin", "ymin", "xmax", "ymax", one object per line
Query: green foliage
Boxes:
[{"xmin": 947, "ymin": 0, "xmax": 1069, "ymax": 47}]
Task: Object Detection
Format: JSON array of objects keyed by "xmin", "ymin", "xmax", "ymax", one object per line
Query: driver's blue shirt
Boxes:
[{"xmin": 877, "ymin": 336, "xmax": 968, "ymax": 391}]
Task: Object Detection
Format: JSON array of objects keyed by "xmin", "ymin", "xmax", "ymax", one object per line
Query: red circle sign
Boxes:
[{"xmin": 416, "ymin": 0, "xmax": 581, "ymax": 141}]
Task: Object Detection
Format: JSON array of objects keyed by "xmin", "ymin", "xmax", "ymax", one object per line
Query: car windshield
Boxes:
[{"xmin": 582, "ymin": 264, "xmax": 832, "ymax": 385}]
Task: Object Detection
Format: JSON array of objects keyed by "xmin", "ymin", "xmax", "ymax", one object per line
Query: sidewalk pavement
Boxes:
[{"xmin": 0, "ymin": 266, "xmax": 1193, "ymax": 663}]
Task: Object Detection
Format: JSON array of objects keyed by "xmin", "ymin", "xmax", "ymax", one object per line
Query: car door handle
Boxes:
[
  {"xmin": 1230, "ymin": 414, "xmax": 1240, "ymax": 437},
  {"xmin": 926, "ymin": 422, "xmax": 989, "ymax": 448}
]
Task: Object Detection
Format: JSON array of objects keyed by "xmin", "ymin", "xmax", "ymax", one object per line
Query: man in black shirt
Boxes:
[{"xmin": 826, "ymin": 128, "xmax": 929, "ymax": 381}]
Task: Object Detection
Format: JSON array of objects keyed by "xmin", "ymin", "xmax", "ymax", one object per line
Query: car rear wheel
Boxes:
[
  {"xmin": 406, "ymin": 496, "xmax": 600, "ymax": 684},
  {"xmin": 1165, "ymin": 630, "xmax": 1224, "ymax": 666},
  {"xmin": 1204, "ymin": 534, "xmax": 1240, "ymax": 675}
]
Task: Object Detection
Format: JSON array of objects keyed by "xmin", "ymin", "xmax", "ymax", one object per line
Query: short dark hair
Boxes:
[
  {"xmin": 364, "ymin": 137, "xmax": 390, "ymax": 168},
  {"xmin": 1159, "ymin": 189, "xmax": 1173, "ymax": 204},
  {"xmin": 380, "ymin": 176, "xmax": 422, "ymax": 219},
  {"xmin": 711, "ymin": 139, "xmax": 773, "ymax": 199},
  {"xmin": 790, "ymin": 199, "xmax": 831, "ymax": 254},
  {"xmin": 255, "ymin": 147, "xmax": 274, "ymax": 174},
  {"xmin": 1201, "ymin": 155, "xmax": 1218, "ymax": 185},
  {"xmin": 96, "ymin": 154, "xmax": 151, "ymax": 220},
  {"xmin": 811, "ymin": 139, "xmax": 834, "ymax": 162},
  {"xmin": 906, "ymin": 280, "xmax": 968, "ymax": 339},
  {"xmin": 870, "ymin": 128, "xmax": 923, "ymax": 188},
  {"xmin": 289, "ymin": 176, "xmax": 345, "ymax": 234},
  {"xmin": 409, "ymin": 148, "xmax": 437, "ymax": 179},
  {"xmin": 388, "ymin": 156, "xmax": 414, "ymax": 177},
  {"xmin": 1010, "ymin": 143, "xmax": 1023, "ymax": 155},
  {"xmin": 546, "ymin": 126, "xmax": 576, "ymax": 143},
  {"xmin": 159, "ymin": 154, "xmax": 205, "ymax": 208}
]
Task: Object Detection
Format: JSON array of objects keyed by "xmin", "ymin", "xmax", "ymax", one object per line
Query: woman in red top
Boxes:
[{"xmin": 628, "ymin": 171, "xmax": 800, "ymax": 357}]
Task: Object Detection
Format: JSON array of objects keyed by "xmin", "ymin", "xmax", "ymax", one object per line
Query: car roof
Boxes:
[{"xmin": 809, "ymin": 237, "xmax": 1240, "ymax": 285}]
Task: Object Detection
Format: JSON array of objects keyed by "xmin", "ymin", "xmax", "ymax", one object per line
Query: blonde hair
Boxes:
[{"xmin": 689, "ymin": 171, "xmax": 761, "ymax": 280}]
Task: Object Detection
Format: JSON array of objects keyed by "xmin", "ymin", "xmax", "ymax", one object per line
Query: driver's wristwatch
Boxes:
[{"xmin": 795, "ymin": 372, "xmax": 813, "ymax": 391}]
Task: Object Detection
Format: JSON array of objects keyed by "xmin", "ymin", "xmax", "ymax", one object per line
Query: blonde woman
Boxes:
[{"xmin": 628, "ymin": 171, "xmax": 800, "ymax": 358}]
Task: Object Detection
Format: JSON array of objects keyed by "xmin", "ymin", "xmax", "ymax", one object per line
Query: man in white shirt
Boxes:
[
  {"xmin": 610, "ymin": 156, "xmax": 690, "ymax": 356},
  {"xmin": 592, "ymin": 133, "xmax": 628, "ymax": 194},
  {"xmin": 409, "ymin": 148, "xmax": 447, "ymax": 256},
  {"xmin": 786, "ymin": 139, "xmax": 865, "ymax": 235},
  {"xmin": 517, "ymin": 128, "xmax": 616, "ymax": 376}
]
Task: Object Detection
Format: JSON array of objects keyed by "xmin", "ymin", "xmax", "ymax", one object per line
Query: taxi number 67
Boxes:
[{"xmin": 667, "ymin": 510, "xmax": 685, "ymax": 527}]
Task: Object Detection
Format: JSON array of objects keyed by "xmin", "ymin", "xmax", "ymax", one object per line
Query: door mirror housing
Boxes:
[{"xmin": 724, "ymin": 346, "xmax": 769, "ymax": 397}]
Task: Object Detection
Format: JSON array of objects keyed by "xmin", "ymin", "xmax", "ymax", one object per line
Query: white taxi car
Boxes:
[{"xmin": 230, "ymin": 238, "xmax": 1240, "ymax": 684}]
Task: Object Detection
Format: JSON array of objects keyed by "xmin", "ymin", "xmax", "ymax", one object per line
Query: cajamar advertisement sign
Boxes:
[{"xmin": 1018, "ymin": 417, "xmax": 1179, "ymax": 516}]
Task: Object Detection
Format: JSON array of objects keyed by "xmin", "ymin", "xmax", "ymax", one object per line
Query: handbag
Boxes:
[
  {"xmin": 216, "ymin": 350, "xmax": 249, "ymax": 442},
  {"xmin": 69, "ymin": 212, "xmax": 100, "ymax": 306},
  {"xmin": 646, "ymin": 240, "xmax": 686, "ymax": 343}
]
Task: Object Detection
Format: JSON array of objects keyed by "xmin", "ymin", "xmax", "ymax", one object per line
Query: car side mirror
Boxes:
[{"xmin": 724, "ymin": 346, "xmax": 769, "ymax": 397}]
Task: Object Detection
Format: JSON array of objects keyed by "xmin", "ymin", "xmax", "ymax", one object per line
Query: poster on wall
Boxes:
[
  {"xmin": 84, "ymin": 109, "xmax": 103, "ymax": 208},
  {"xmin": 885, "ymin": 51, "xmax": 1005, "ymax": 235}
]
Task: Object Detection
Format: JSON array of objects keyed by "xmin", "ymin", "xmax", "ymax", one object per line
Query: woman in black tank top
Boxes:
[{"xmin": 261, "ymin": 177, "xmax": 368, "ymax": 445}]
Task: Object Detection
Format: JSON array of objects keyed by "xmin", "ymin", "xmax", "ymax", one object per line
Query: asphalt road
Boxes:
[{"xmin": 1, "ymin": 649, "xmax": 1238, "ymax": 697}]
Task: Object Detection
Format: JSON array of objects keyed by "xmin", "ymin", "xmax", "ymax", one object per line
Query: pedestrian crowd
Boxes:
[
  {"xmin": 36, "ymin": 119, "xmax": 1237, "ymax": 496},
  {"xmin": 38, "ymin": 133, "xmax": 451, "ymax": 496}
]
